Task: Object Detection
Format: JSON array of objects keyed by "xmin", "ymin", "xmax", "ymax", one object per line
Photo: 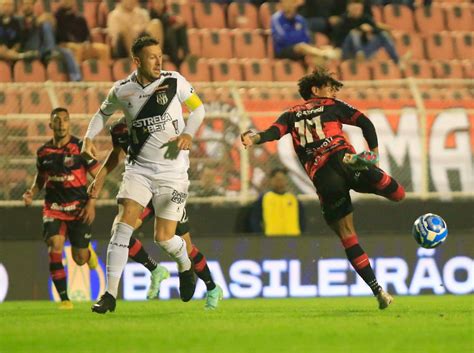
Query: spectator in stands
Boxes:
[
  {"xmin": 331, "ymin": 0, "xmax": 401, "ymax": 65},
  {"xmin": 107, "ymin": 0, "xmax": 163, "ymax": 58},
  {"xmin": 300, "ymin": 0, "xmax": 372, "ymax": 35},
  {"xmin": 371, "ymin": 0, "xmax": 431, "ymax": 9},
  {"xmin": 248, "ymin": 168, "xmax": 305, "ymax": 237},
  {"xmin": 54, "ymin": 0, "xmax": 110, "ymax": 63},
  {"xmin": 271, "ymin": 0, "xmax": 339, "ymax": 64},
  {"xmin": 18, "ymin": 0, "xmax": 82, "ymax": 81},
  {"xmin": 0, "ymin": 0, "xmax": 35, "ymax": 60},
  {"xmin": 149, "ymin": 0, "xmax": 189, "ymax": 68}
]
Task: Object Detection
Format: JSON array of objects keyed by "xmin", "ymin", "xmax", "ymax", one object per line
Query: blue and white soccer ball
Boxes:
[{"xmin": 412, "ymin": 213, "xmax": 448, "ymax": 249}]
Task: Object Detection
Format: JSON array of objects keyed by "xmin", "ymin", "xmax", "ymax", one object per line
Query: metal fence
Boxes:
[{"xmin": 0, "ymin": 78, "xmax": 473, "ymax": 205}]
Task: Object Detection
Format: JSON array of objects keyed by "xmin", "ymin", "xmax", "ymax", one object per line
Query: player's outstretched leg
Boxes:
[
  {"xmin": 331, "ymin": 213, "xmax": 393, "ymax": 310},
  {"xmin": 128, "ymin": 237, "xmax": 170, "ymax": 299},
  {"xmin": 49, "ymin": 251, "xmax": 73, "ymax": 309},
  {"xmin": 189, "ymin": 245, "xmax": 222, "ymax": 309}
]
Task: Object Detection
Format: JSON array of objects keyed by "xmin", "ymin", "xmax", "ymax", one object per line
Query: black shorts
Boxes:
[
  {"xmin": 42, "ymin": 218, "xmax": 92, "ymax": 248},
  {"xmin": 314, "ymin": 149, "xmax": 392, "ymax": 224},
  {"xmin": 275, "ymin": 45, "xmax": 305, "ymax": 61},
  {"xmin": 141, "ymin": 203, "xmax": 190, "ymax": 236}
]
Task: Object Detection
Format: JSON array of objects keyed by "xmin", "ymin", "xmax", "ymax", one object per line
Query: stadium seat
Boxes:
[
  {"xmin": 20, "ymin": 88, "xmax": 52, "ymax": 114},
  {"xmin": 241, "ymin": 59, "xmax": 273, "ymax": 81},
  {"xmin": 46, "ymin": 59, "xmax": 69, "ymax": 82},
  {"xmin": 81, "ymin": 59, "xmax": 112, "ymax": 81},
  {"xmin": 404, "ymin": 60, "xmax": 434, "ymax": 78},
  {"xmin": 339, "ymin": 60, "xmax": 372, "ymax": 81},
  {"xmin": 452, "ymin": 31, "xmax": 473, "ymax": 60},
  {"xmin": 187, "ymin": 28, "xmax": 202, "ymax": 57},
  {"xmin": 201, "ymin": 29, "xmax": 233, "ymax": 59},
  {"xmin": 371, "ymin": 5, "xmax": 383, "ymax": 24},
  {"xmin": 392, "ymin": 31, "xmax": 425, "ymax": 60},
  {"xmin": 0, "ymin": 89, "xmax": 19, "ymax": 114},
  {"xmin": 56, "ymin": 88, "xmax": 87, "ymax": 114},
  {"xmin": 371, "ymin": 61, "xmax": 403, "ymax": 80},
  {"xmin": 180, "ymin": 58, "xmax": 211, "ymax": 82},
  {"xmin": 192, "ymin": 2, "xmax": 226, "ymax": 29},
  {"xmin": 425, "ymin": 32, "xmax": 456, "ymax": 60},
  {"xmin": 86, "ymin": 87, "xmax": 109, "ymax": 114},
  {"xmin": 0, "ymin": 60, "xmax": 12, "ymax": 82},
  {"xmin": 227, "ymin": 2, "xmax": 258, "ymax": 29},
  {"xmin": 383, "ymin": 4, "xmax": 415, "ymax": 32},
  {"xmin": 232, "ymin": 29, "xmax": 266, "ymax": 59},
  {"xmin": 245, "ymin": 87, "xmax": 282, "ymax": 101},
  {"xmin": 414, "ymin": 4, "xmax": 445, "ymax": 34},
  {"xmin": 163, "ymin": 60, "xmax": 177, "ymax": 72},
  {"xmin": 13, "ymin": 60, "xmax": 46, "ymax": 82},
  {"xmin": 80, "ymin": 1, "xmax": 98, "ymax": 29},
  {"xmin": 259, "ymin": 1, "xmax": 279, "ymax": 30},
  {"xmin": 169, "ymin": 0, "xmax": 193, "ymax": 27},
  {"xmin": 112, "ymin": 58, "xmax": 133, "ymax": 81},
  {"xmin": 209, "ymin": 59, "xmax": 242, "ymax": 81},
  {"xmin": 273, "ymin": 60, "xmax": 305, "ymax": 82},
  {"xmin": 460, "ymin": 60, "xmax": 473, "ymax": 79},
  {"xmin": 444, "ymin": 3, "xmax": 473, "ymax": 31},
  {"xmin": 431, "ymin": 60, "xmax": 464, "ymax": 79},
  {"xmin": 97, "ymin": 0, "xmax": 114, "ymax": 28}
]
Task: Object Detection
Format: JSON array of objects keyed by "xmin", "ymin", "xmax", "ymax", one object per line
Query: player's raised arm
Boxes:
[
  {"xmin": 82, "ymin": 86, "xmax": 120, "ymax": 160},
  {"xmin": 241, "ymin": 112, "xmax": 290, "ymax": 149}
]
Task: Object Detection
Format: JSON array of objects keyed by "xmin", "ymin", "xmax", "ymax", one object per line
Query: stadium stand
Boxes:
[
  {"xmin": 444, "ymin": 3, "xmax": 472, "ymax": 31},
  {"xmin": 209, "ymin": 59, "xmax": 242, "ymax": 81},
  {"xmin": 46, "ymin": 59, "xmax": 69, "ymax": 82},
  {"xmin": 241, "ymin": 59, "xmax": 273, "ymax": 81},
  {"xmin": 201, "ymin": 29, "xmax": 234, "ymax": 59},
  {"xmin": 193, "ymin": 2, "xmax": 226, "ymax": 29},
  {"xmin": 13, "ymin": 60, "xmax": 47, "ymax": 82},
  {"xmin": 232, "ymin": 29, "xmax": 266, "ymax": 59},
  {"xmin": 383, "ymin": 4, "xmax": 416, "ymax": 32},
  {"xmin": 273, "ymin": 60, "xmax": 305, "ymax": 82},
  {"xmin": 0, "ymin": 61, "xmax": 12, "ymax": 82},
  {"xmin": 227, "ymin": 2, "xmax": 259, "ymax": 30},
  {"xmin": 414, "ymin": 3, "xmax": 445, "ymax": 33}
]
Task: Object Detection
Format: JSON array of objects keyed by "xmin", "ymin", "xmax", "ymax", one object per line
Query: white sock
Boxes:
[
  {"xmin": 106, "ymin": 222, "xmax": 134, "ymax": 298},
  {"xmin": 158, "ymin": 235, "xmax": 191, "ymax": 272}
]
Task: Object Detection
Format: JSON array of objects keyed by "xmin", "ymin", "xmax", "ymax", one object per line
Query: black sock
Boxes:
[
  {"xmin": 49, "ymin": 252, "xmax": 69, "ymax": 301},
  {"xmin": 128, "ymin": 237, "xmax": 158, "ymax": 272},
  {"xmin": 342, "ymin": 234, "xmax": 381, "ymax": 295},
  {"xmin": 190, "ymin": 246, "xmax": 216, "ymax": 291}
]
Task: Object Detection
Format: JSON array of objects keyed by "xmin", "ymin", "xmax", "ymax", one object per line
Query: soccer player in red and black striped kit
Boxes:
[
  {"xmin": 22, "ymin": 107, "xmax": 100, "ymax": 309},
  {"xmin": 82, "ymin": 118, "xmax": 223, "ymax": 309},
  {"xmin": 241, "ymin": 69, "xmax": 405, "ymax": 309}
]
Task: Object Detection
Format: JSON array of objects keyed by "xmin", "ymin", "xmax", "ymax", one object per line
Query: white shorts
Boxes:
[{"xmin": 116, "ymin": 172, "xmax": 189, "ymax": 221}]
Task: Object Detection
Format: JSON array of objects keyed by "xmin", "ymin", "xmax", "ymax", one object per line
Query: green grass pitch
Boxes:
[{"xmin": 0, "ymin": 295, "xmax": 472, "ymax": 353}]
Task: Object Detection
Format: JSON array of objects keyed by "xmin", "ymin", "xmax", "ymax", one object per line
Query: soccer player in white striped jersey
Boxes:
[{"xmin": 81, "ymin": 36, "xmax": 205, "ymax": 313}]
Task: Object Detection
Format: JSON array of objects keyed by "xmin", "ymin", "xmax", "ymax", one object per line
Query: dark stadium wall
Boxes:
[{"xmin": 1, "ymin": 200, "xmax": 473, "ymax": 240}]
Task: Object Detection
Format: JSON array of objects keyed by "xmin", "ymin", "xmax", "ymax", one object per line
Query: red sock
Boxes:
[{"xmin": 49, "ymin": 252, "xmax": 68, "ymax": 301}]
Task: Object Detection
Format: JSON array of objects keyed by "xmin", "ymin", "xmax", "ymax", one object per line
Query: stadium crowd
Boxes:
[{"xmin": 1, "ymin": 0, "xmax": 471, "ymax": 81}]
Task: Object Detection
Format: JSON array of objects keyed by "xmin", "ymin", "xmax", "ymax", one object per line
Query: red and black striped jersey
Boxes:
[
  {"xmin": 259, "ymin": 98, "xmax": 376, "ymax": 179},
  {"xmin": 36, "ymin": 136, "xmax": 98, "ymax": 220}
]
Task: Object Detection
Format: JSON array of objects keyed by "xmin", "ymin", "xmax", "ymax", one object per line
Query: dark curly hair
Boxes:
[
  {"xmin": 131, "ymin": 36, "xmax": 160, "ymax": 57},
  {"xmin": 297, "ymin": 67, "xmax": 343, "ymax": 100}
]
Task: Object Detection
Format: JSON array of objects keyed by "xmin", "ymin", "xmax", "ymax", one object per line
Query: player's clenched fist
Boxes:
[
  {"xmin": 23, "ymin": 189, "xmax": 33, "ymax": 206},
  {"xmin": 240, "ymin": 130, "xmax": 260, "ymax": 149},
  {"xmin": 81, "ymin": 138, "xmax": 98, "ymax": 161}
]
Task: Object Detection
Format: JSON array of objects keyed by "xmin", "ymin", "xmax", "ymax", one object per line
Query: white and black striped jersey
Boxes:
[{"xmin": 94, "ymin": 70, "xmax": 195, "ymax": 179}]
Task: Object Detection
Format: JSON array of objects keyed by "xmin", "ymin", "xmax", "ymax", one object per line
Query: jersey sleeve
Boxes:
[
  {"xmin": 99, "ymin": 86, "xmax": 120, "ymax": 117},
  {"xmin": 176, "ymin": 72, "xmax": 195, "ymax": 103},
  {"xmin": 258, "ymin": 111, "xmax": 291, "ymax": 143},
  {"xmin": 335, "ymin": 100, "xmax": 364, "ymax": 126}
]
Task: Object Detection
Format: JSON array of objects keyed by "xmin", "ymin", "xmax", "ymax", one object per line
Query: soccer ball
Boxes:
[{"xmin": 412, "ymin": 213, "xmax": 448, "ymax": 249}]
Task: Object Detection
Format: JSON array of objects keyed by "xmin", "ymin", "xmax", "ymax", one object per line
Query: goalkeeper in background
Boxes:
[{"xmin": 241, "ymin": 68, "xmax": 405, "ymax": 309}]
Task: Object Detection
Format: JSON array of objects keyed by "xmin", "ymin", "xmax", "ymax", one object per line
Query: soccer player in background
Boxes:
[
  {"xmin": 22, "ymin": 107, "xmax": 100, "ymax": 310},
  {"xmin": 82, "ymin": 36, "xmax": 206, "ymax": 313},
  {"xmin": 81, "ymin": 118, "xmax": 223, "ymax": 309},
  {"xmin": 241, "ymin": 68, "xmax": 405, "ymax": 309}
]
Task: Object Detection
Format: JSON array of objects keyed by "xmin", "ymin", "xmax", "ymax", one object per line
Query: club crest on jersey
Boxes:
[
  {"xmin": 64, "ymin": 155, "xmax": 74, "ymax": 167},
  {"xmin": 156, "ymin": 91, "xmax": 168, "ymax": 105}
]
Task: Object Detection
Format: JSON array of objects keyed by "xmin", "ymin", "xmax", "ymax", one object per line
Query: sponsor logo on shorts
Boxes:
[
  {"xmin": 171, "ymin": 190, "xmax": 187, "ymax": 204},
  {"xmin": 84, "ymin": 233, "xmax": 92, "ymax": 239}
]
